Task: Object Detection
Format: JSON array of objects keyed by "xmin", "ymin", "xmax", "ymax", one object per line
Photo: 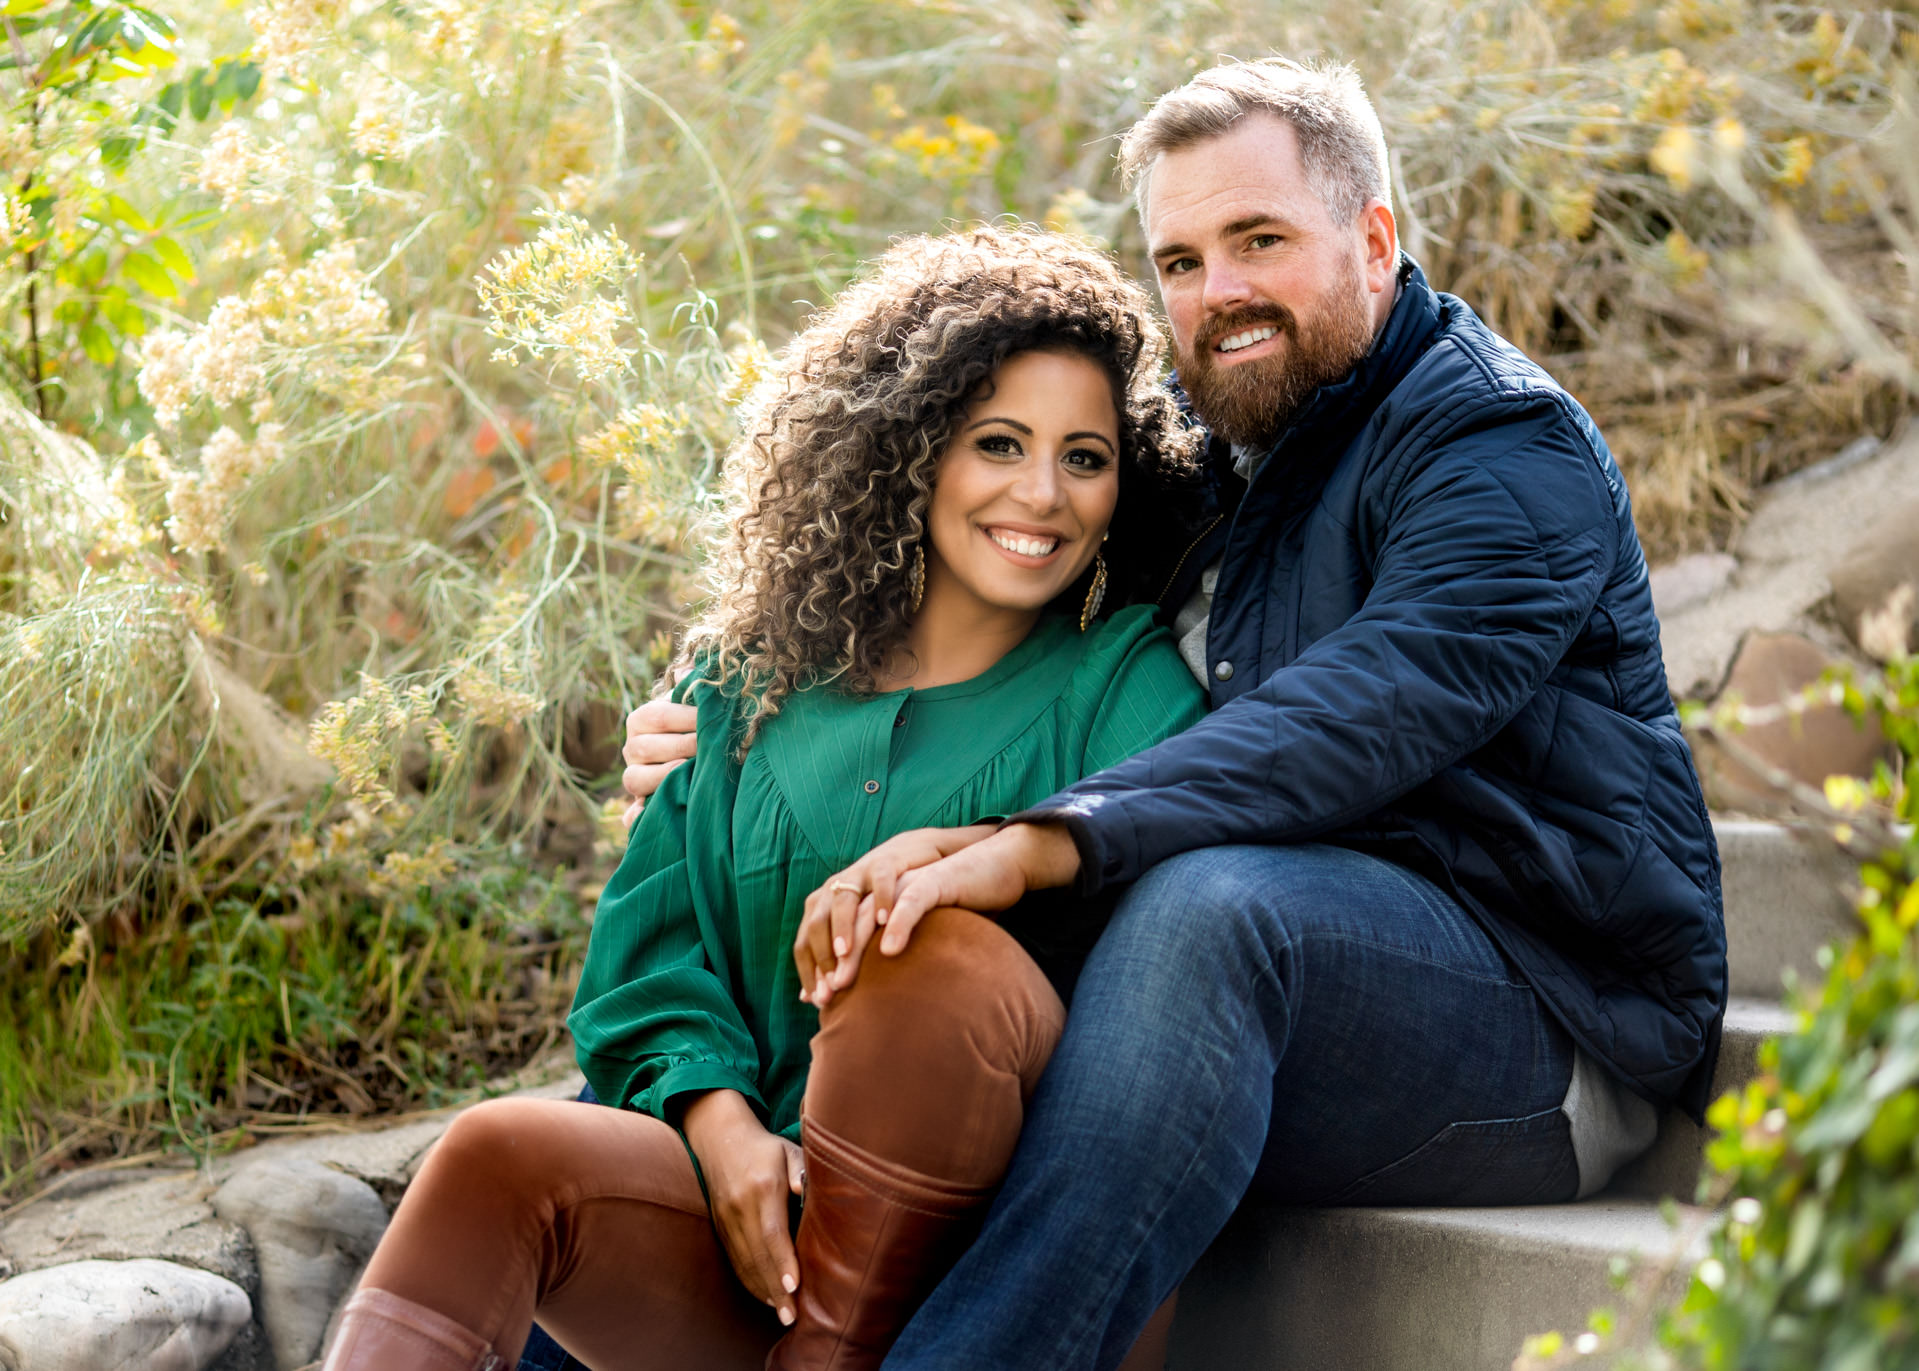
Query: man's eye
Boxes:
[
  {"xmin": 1249, "ymin": 234, "xmax": 1282, "ymax": 249},
  {"xmin": 1162, "ymin": 257, "xmax": 1199, "ymax": 276}
]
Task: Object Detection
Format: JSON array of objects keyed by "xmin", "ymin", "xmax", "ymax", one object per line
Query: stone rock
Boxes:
[
  {"xmin": 0, "ymin": 1173, "xmax": 253, "ymax": 1293},
  {"xmin": 0, "ymin": 1257, "xmax": 250, "ymax": 1371},
  {"xmin": 1649, "ymin": 552, "xmax": 1738, "ymax": 617},
  {"xmin": 1828, "ymin": 495, "xmax": 1919, "ymax": 662},
  {"xmin": 1691, "ymin": 631, "xmax": 1892, "ymax": 813},
  {"xmin": 210, "ymin": 1161, "xmax": 387, "ymax": 1371},
  {"xmin": 1656, "ymin": 431, "xmax": 1919, "ymax": 698}
]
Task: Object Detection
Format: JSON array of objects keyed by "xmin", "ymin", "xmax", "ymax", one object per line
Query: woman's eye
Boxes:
[
  {"xmin": 1063, "ymin": 447, "xmax": 1113, "ymax": 471},
  {"xmin": 978, "ymin": 434, "xmax": 1022, "ymax": 456}
]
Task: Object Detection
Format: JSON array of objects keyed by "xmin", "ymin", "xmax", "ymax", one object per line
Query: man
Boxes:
[{"xmin": 620, "ymin": 58, "xmax": 1725, "ymax": 1371}]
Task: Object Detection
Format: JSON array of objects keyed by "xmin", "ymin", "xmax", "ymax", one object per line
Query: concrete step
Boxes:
[
  {"xmin": 1160, "ymin": 823, "xmax": 1849, "ymax": 1371},
  {"xmin": 1170, "ymin": 1198, "xmax": 1705, "ymax": 1371},
  {"xmin": 1715, "ymin": 818, "xmax": 1855, "ymax": 998},
  {"xmin": 1606, "ymin": 996, "xmax": 1795, "ymax": 1201}
]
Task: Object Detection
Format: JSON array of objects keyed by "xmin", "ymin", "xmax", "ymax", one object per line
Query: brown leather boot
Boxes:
[
  {"xmin": 766, "ymin": 1117, "xmax": 994, "ymax": 1371},
  {"xmin": 321, "ymin": 1287, "xmax": 507, "ymax": 1371}
]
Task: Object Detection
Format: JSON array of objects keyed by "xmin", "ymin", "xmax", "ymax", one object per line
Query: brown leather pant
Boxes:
[{"xmin": 355, "ymin": 910, "xmax": 1069, "ymax": 1370}]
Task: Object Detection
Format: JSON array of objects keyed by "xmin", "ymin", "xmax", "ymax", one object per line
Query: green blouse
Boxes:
[{"xmin": 568, "ymin": 604, "xmax": 1207, "ymax": 1141}]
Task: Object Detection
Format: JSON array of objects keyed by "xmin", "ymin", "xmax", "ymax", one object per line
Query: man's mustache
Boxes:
[{"xmin": 1192, "ymin": 305, "xmax": 1297, "ymax": 359}]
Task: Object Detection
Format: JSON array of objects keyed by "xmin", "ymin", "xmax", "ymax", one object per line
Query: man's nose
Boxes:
[{"xmin": 1201, "ymin": 257, "xmax": 1253, "ymax": 315}]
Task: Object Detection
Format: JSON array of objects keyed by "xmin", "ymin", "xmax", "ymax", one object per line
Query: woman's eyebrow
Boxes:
[
  {"xmin": 965, "ymin": 416, "xmax": 1033, "ymax": 434},
  {"xmin": 1064, "ymin": 430, "xmax": 1116, "ymax": 451}
]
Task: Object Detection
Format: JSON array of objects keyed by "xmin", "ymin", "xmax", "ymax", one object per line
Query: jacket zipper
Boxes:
[{"xmin": 1156, "ymin": 514, "xmax": 1223, "ymax": 608}]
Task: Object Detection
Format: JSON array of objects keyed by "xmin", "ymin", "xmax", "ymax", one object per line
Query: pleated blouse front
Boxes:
[{"xmin": 569, "ymin": 605, "xmax": 1206, "ymax": 1141}]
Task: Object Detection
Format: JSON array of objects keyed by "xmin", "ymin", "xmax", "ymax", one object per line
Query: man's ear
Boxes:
[{"xmin": 1360, "ymin": 198, "xmax": 1398, "ymax": 295}]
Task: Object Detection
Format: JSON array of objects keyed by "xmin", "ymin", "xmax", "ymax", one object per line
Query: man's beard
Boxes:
[{"xmin": 1177, "ymin": 260, "xmax": 1376, "ymax": 453}]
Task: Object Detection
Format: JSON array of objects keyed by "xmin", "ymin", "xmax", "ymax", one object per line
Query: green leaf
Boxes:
[
  {"xmin": 151, "ymin": 235, "xmax": 193, "ymax": 282},
  {"xmin": 1783, "ymin": 1196, "xmax": 1825, "ymax": 1279},
  {"xmin": 187, "ymin": 71, "xmax": 213, "ymax": 122},
  {"xmin": 104, "ymin": 194, "xmax": 149, "ymax": 232},
  {"xmin": 100, "ymin": 133, "xmax": 139, "ymax": 174},
  {"xmin": 0, "ymin": 0, "xmax": 52, "ymax": 16},
  {"xmin": 79, "ymin": 321, "xmax": 115, "ymax": 365},
  {"xmin": 99, "ymin": 285, "xmax": 145, "ymax": 336},
  {"xmin": 232, "ymin": 62, "xmax": 261, "ymax": 102},
  {"xmin": 120, "ymin": 248, "xmax": 177, "ymax": 299}
]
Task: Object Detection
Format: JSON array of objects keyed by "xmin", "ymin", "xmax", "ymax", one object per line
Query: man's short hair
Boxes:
[{"xmin": 1118, "ymin": 57, "xmax": 1391, "ymax": 227}]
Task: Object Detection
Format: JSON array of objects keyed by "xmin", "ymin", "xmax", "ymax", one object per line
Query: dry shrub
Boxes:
[{"xmin": 1, "ymin": 0, "xmax": 1913, "ymax": 1181}]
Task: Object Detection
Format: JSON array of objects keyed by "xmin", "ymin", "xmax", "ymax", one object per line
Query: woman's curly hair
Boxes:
[{"xmin": 682, "ymin": 225, "xmax": 1200, "ymax": 748}]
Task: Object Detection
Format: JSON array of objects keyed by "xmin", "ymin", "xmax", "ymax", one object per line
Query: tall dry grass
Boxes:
[{"xmin": 1, "ymin": 0, "xmax": 1913, "ymax": 1189}]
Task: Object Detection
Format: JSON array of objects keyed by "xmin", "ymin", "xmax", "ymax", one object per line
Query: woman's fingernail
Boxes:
[
  {"xmin": 782, "ymin": 1273, "xmax": 797, "ymax": 1293},
  {"xmin": 875, "ymin": 909, "xmax": 889, "ymax": 924},
  {"xmin": 779, "ymin": 1305, "xmax": 795, "ymax": 1326},
  {"xmin": 834, "ymin": 937, "xmax": 847, "ymax": 957}
]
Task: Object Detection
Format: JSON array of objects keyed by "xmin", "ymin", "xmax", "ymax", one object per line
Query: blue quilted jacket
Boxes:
[{"xmin": 1023, "ymin": 259, "xmax": 1727, "ymax": 1119}]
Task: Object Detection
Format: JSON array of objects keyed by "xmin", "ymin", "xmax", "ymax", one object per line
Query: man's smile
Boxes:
[{"xmin": 1216, "ymin": 325, "xmax": 1279, "ymax": 354}]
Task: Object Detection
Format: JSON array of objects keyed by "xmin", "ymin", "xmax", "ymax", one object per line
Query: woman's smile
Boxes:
[{"xmin": 981, "ymin": 523, "xmax": 1067, "ymax": 564}]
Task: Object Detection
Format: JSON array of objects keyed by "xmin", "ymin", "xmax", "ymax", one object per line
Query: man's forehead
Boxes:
[{"xmin": 1143, "ymin": 115, "xmax": 1326, "ymax": 245}]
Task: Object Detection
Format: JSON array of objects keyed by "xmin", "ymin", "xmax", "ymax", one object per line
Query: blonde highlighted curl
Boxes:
[{"xmin": 682, "ymin": 225, "xmax": 1200, "ymax": 750}]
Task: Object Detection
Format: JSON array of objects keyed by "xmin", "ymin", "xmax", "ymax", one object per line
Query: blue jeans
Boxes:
[{"xmin": 881, "ymin": 842, "xmax": 1580, "ymax": 1371}]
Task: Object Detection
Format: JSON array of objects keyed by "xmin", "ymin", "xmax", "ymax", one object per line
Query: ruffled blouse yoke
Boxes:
[{"xmin": 569, "ymin": 605, "xmax": 1206, "ymax": 1141}]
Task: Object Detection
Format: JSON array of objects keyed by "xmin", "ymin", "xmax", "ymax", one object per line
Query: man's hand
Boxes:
[
  {"xmin": 621, "ymin": 697, "xmax": 698, "ymax": 829},
  {"xmin": 680, "ymin": 1089, "xmax": 804, "ymax": 1326},
  {"xmin": 879, "ymin": 822, "xmax": 1081, "ymax": 956},
  {"xmin": 794, "ymin": 825, "xmax": 996, "ymax": 1008}
]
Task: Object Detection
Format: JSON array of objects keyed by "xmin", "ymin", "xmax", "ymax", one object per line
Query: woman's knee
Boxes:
[
  {"xmin": 413, "ymin": 1098, "xmax": 582, "ymax": 1205},
  {"xmin": 819, "ymin": 909, "xmax": 1063, "ymax": 1080}
]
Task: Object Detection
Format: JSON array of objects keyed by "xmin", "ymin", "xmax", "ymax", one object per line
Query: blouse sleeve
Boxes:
[
  {"xmin": 567, "ymin": 679, "xmax": 766, "ymax": 1123},
  {"xmin": 1081, "ymin": 610, "xmax": 1209, "ymax": 775}
]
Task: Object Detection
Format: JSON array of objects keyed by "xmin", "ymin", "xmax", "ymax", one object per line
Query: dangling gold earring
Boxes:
[
  {"xmin": 1079, "ymin": 549, "xmax": 1108, "ymax": 633},
  {"xmin": 909, "ymin": 544, "xmax": 925, "ymax": 614}
]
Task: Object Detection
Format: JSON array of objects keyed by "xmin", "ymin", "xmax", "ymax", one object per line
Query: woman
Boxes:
[{"xmin": 323, "ymin": 227, "xmax": 1205, "ymax": 1371}]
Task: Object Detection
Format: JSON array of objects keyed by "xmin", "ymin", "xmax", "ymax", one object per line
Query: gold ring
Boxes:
[{"xmin": 830, "ymin": 880, "xmax": 864, "ymax": 896}]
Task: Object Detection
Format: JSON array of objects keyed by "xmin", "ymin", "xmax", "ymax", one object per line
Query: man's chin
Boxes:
[{"xmin": 1181, "ymin": 355, "xmax": 1291, "ymax": 451}]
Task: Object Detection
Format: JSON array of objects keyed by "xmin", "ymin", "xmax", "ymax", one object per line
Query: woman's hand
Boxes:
[
  {"xmin": 621, "ymin": 696, "xmax": 699, "ymax": 829},
  {"xmin": 794, "ymin": 825, "xmax": 997, "ymax": 1007},
  {"xmin": 879, "ymin": 822, "xmax": 1081, "ymax": 956},
  {"xmin": 680, "ymin": 1089, "xmax": 805, "ymax": 1325}
]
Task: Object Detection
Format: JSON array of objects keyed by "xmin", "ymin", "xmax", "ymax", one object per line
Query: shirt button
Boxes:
[
  {"xmin": 863, "ymin": 779, "xmax": 881, "ymax": 795},
  {"xmin": 1214, "ymin": 660, "xmax": 1235, "ymax": 681}
]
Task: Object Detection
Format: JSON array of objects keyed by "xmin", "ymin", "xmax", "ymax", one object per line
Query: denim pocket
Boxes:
[{"xmin": 1325, "ymin": 1105, "xmax": 1579, "ymax": 1207}]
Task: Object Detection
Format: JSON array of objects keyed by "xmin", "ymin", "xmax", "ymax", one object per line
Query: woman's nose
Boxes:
[{"xmin": 1010, "ymin": 457, "xmax": 1065, "ymax": 512}]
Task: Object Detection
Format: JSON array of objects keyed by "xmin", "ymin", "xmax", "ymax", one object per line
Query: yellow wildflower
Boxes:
[
  {"xmin": 1773, "ymin": 136, "xmax": 1814, "ymax": 189},
  {"xmin": 1663, "ymin": 228, "xmax": 1709, "ymax": 284},
  {"xmin": 478, "ymin": 213, "xmax": 640, "ymax": 380},
  {"xmin": 1546, "ymin": 184, "xmax": 1597, "ymax": 240},
  {"xmin": 1648, "ymin": 124, "xmax": 1698, "ymax": 192}
]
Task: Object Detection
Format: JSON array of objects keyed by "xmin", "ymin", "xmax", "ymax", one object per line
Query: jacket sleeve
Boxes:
[
  {"xmin": 568, "ymin": 681, "xmax": 765, "ymax": 1121},
  {"xmin": 1017, "ymin": 399, "xmax": 1619, "ymax": 894}
]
